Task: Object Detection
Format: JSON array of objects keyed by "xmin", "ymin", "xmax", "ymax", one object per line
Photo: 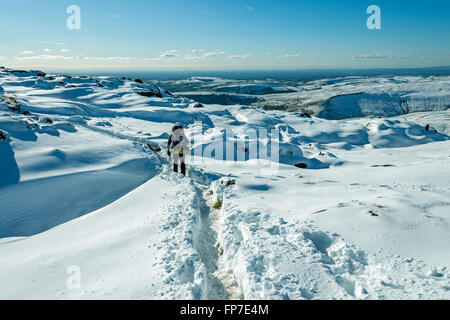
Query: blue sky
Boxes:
[{"xmin": 0, "ymin": 0, "xmax": 449, "ymax": 71}]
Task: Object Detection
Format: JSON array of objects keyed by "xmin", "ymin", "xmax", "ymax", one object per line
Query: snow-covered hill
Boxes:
[
  {"xmin": 0, "ymin": 67, "xmax": 449, "ymax": 299},
  {"xmin": 158, "ymin": 75, "xmax": 449, "ymax": 118}
]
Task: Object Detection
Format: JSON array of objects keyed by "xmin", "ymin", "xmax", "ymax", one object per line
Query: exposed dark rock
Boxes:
[
  {"xmin": 138, "ymin": 91, "xmax": 163, "ymax": 98},
  {"xmin": 295, "ymin": 163, "xmax": 308, "ymax": 169},
  {"xmin": 226, "ymin": 179, "xmax": 236, "ymax": 186},
  {"xmin": 300, "ymin": 112, "xmax": 312, "ymax": 118},
  {"xmin": 371, "ymin": 164, "xmax": 395, "ymax": 167},
  {"xmin": 8, "ymin": 105, "xmax": 20, "ymax": 112},
  {"xmin": 0, "ymin": 130, "xmax": 7, "ymax": 140},
  {"xmin": 1, "ymin": 96, "xmax": 21, "ymax": 112},
  {"xmin": 220, "ymin": 178, "xmax": 236, "ymax": 186},
  {"xmin": 147, "ymin": 143, "xmax": 161, "ymax": 152},
  {"xmin": 135, "ymin": 79, "xmax": 143, "ymax": 84}
]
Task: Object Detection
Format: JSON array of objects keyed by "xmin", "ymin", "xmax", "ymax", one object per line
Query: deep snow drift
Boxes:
[{"xmin": 0, "ymin": 67, "xmax": 449, "ymax": 299}]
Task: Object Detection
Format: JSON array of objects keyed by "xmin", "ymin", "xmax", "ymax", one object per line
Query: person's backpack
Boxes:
[
  {"xmin": 170, "ymin": 125, "xmax": 188, "ymax": 151},
  {"xmin": 171, "ymin": 135, "xmax": 185, "ymax": 149}
]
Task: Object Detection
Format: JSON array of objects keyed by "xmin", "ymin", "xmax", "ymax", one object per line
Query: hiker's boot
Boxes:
[
  {"xmin": 173, "ymin": 164, "xmax": 178, "ymax": 173},
  {"xmin": 181, "ymin": 162, "xmax": 186, "ymax": 176}
]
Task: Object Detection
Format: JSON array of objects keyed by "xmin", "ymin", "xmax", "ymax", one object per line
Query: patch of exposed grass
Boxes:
[{"xmin": 213, "ymin": 199, "xmax": 223, "ymax": 210}]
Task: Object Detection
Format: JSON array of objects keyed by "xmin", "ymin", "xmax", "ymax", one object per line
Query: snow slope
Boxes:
[
  {"xmin": 0, "ymin": 171, "xmax": 206, "ymax": 299},
  {"xmin": 0, "ymin": 68, "xmax": 449, "ymax": 299}
]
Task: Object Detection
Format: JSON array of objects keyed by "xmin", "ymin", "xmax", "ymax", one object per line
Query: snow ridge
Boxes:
[{"xmin": 156, "ymin": 171, "xmax": 206, "ymax": 299}]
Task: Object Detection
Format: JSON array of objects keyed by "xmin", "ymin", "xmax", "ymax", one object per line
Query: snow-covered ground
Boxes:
[
  {"xmin": 158, "ymin": 75, "xmax": 449, "ymax": 118},
  {"xmin": 0, "ymin": 67, "xmax": 449, "ymax": 299}
]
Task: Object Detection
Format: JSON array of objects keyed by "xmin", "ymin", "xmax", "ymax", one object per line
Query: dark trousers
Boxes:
[{"xmin": 172, "ymin": 152, "xmax": 186, "ymax": 175}]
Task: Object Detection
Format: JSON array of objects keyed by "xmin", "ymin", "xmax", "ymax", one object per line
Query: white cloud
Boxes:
[
  {"xmin": 76, "ymin": 56, "xmax": 137, "ymax": 62},
  {"xmin": 202, "ymin": 52, "xmax": 217, "ymax": 59},
  {"xmin": 352, "ymin": 53, "xmax": 411, "ymax": 60},
  {"xmin": 16, "ymin": 54, "xmax": 72, "ymax": 61},
  {"xmin": 245, "ymin": 5, "xmax": 253, "ymax": 11},
  {"xmin": 192, "ymin": 49, "xmax": 205, "ymax": 54},
  {"xmin": 227, "ymin": 53, "xmax": 251, "ymax": 60},
  {"xmin": 106, "ymin": 14, "xmax": 120, "ymax": 19},
  {"xmin": 44, "ymin": 48, "xmax": 52, "ymax": 52},
  {"xmin": 184, "ymin": 51, "xmax": 218, "ymax": 61},
  {"xmin": 352, "ymin": 53, "xmax": 386, "ymax": 59},
  {"xmin": 160, "ymin": 50, "xmax": 178, "ymax": 58},
  {"xmin": 278, "ymin": 53, "xmax": 304, "ymax": 59},
  {"xmin": 21, "ymin": 51, "xmax": 34, "ymax": 55},
  {"xmin": 61, "ymin": 49, "xmax": 71, "ymax": 53},
  {"xmin": 100, "ymin": 56, "xmax": 135, "ymax": 62},
  {"xmin": 388, "ymin": 55, "xmax": 411, "ymax": 59}
]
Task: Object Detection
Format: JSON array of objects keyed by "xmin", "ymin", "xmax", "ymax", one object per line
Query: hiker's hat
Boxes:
[{"xmin": 172, "ymin": 123, "xmax": 183, "ymax": 132}]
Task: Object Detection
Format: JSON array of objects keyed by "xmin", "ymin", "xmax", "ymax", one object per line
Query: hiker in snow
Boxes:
[{"xmin": 167, "ymin": 124, "xmax": 190, "ymax": 176}]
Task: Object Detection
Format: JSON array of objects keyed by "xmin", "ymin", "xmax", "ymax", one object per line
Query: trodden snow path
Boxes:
[
  {"xmin": 192, "ymin": 182, "xmax": 229, "ymax": 299},
  {"xmin": 190, "ymin": 174, "xmax": 244, "ymax": 300},
  {"xmin": 0, "ymin": 120, "xmax": 230, "ymax": 300},
  {"xmin": 0, "ymin": 166, "xmax": 226, "ymax": 300},
  {"xmin": 192, "ymin": 158, "xmax": 450, "ymax": 300}
]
